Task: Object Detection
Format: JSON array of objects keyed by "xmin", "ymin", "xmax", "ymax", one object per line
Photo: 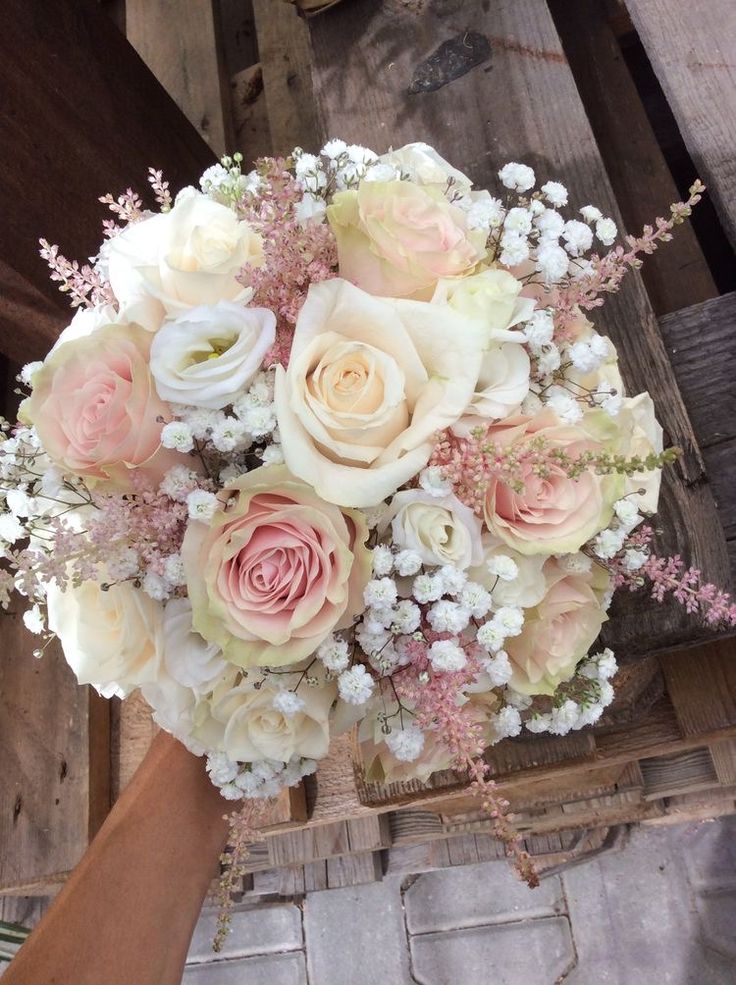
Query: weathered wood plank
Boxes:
[
  {"xmin": 0, "ymin": 0, "xmax": 216, "ymax": 362},
  {"xmin": 0, "ymin": 628, "xmax": 101, "ymax": 894},
  {"xmin": 126, "ymin": 0, "xmax": 234, "ymax": 157},
  {"xmin": 253, "ymin": 0, "xmax": 318, "ymax": 156},
  {"xmin": 307, "ymin": 0, "xmax": 731, "ymax": 656},
  {"xmin": 661, "ymin": 639, "xmax": 736, "ymax": 736},
  {"xmin": 549, "ymin": 0, "xmax": 718, "ymax": 315},
  {"xmin": 624, "ymin": 0, "xmax": 736, "ymax": 249},
  {"xmin": 659, "ymin": 293, "xmax": 736, "ymax": 450}
]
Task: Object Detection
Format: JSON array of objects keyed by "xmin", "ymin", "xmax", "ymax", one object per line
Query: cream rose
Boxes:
[
  {"xmin": 193, "ymin": 668, "xmax": 336, "ymax": 764},
  {"xmin": 20, "ymin": 322, "xmax": 178, "ymax": 490},
  {"xmin": 274, "ymin": 278, "xmax": 486, "ymax": 507},
  {"xmin": 182, "ymin": 465, "xmax": 371, "ymax": 667},
  {"xmin": 482, "ymin": 410, "xmax": 623, "ymax": 555},
  {"xmin": 108, "ymin": 187, "xmax": 263, "ymax": 331},
  {"xmin": 468, "ymin": 343, "xmax": 531, "ymax": 421},
  {"xmin": 379, "ymin": 489, "xmax": 483, "ymax": 570},
  {"xmin": 619, "ymin": 393, "xmax": 663, "ymax": 513},
  {"xmin": 505, "ymin": 558, "xmax": 610, "ymax": 695},
  {"xmin": 327, "ymin": 181, "xmax": 487, "ymax": 299},
  {"xmin": 433, "ymin": 268, "xmax": 535, "ymax": 338},
  {"xmin": 150, "ymin": 302, "xmax": 276, "ymax": 409},
  {"xmin": 379, "ymin": 142, "xmax": 474, "ymax": 191},
  {"xmin": 468, "ymin": 536, "xmax": 547, "ymax": 609},
  {"xmin": 141, "ymin": 598, "xmax": 227, "ymax": 755},
  {"xmin": 46, "ymin": 578, "xmax": 163, "ymax": 698}
]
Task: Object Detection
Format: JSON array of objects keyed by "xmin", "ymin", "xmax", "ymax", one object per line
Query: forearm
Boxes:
[{"xmin": 5, "ymin": 730, "xmax": 229, "ymax": 985}]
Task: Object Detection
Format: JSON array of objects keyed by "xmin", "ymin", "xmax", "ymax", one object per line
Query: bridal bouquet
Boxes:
[{"xmin": 2, "ymin": 140, "xmax": 729, "ymax": 884}]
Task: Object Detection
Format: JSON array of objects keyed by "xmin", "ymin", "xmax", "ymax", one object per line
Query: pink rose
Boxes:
[
  {"xmin": 21, "ymin": 322, "xmax": 176, "ymax": 489},
  {"xmin": 481, "ymin": 410, "xmax": 623, "ymax": 555},
  {"xmin": 182, "ymin": 465, "xmax": 371, "ymax": 667},
  {"xmin": 327, "ymin": 181, "xmax": 487, "ymax": 299},
  {"xmin": 505, "ymin": 558, "xmax": 610, "ymax": 695}
]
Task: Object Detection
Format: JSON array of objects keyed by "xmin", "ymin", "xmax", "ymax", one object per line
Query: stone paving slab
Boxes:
[
  {"xmin": 410, "ymin": 917, "xmax": 575, "ymax": 985},
  {"xmin": 403, "ymin": 863, "xmax": 564, "ymax": 935},
  {"xmin": 186, "ymin": 904, "xmax": 302, "ymax": 964},
  {"xmin": 303, "ymin": 876, "xmax": 415, "ymax": 985},
  {"xmin": 560, "ymin": 822, "xmax": 736, "ymax": 985},
  {"xmin": 183, "ymin": 952, "xmax": 307, "ymax": 985}
]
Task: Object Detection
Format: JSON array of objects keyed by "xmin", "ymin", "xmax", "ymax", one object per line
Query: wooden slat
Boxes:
[
  {"xmin": 639, "ymin": 747, "xmax": 718, "ymax": 799},
  {"xmin": 125, "ymin": 0, "xmax": 234, "ymax": 157},
  {"xmin": 231, "ymin": 64, "xmax": 273, "ymax": 166},
  {"xmin": 661, "ymin": 639, "xmax": 736, "ymax": 736},
  {"xmin": 0, "ymin": 631, "xmax": 105, "ymax": 895},
  {"xmin": 307, "ymin": 0, "xmax": 730, "ymax": 657},
  {"xmin": 550, "ymin": 0, "xmax": 718, "ymax": 315},
  {"xmin": 624, "ymin": 0, "xmax": 736, "ymax": 249},
  {"xmin": 659, "ymin": 294, "xmax": 736, "ymax": 450},
  {"xmin": 0, "ymin": 0, "xmax": 216, "ymax": 363},
  {"xmin": 325, "ymin": 850, "xmax": 383, "ymax": 888},
  {"xmin": 252, "ymin": 0, "xmax": 318, "ymax": 157}
]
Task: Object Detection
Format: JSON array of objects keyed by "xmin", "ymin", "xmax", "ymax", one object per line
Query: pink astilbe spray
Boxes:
[
  {"xmin": 550, "ymin": 181, "xmax": 704, "ymax": 334},
  {"xmin": 394, "ymin": 642, "xmax": 539, "ymax": 887},
  {"xmin": 214, "ymin": 799, "xmax": 274, "ymax": 951},
  {"xmin": 610, "ymin": 525, "xmax": 736, "ymax": 628},
  {"xmin": 237, "ymin": 158, "xmax": 337, "ymax": 365},
  {"xmin": 38, "ymin": 239, "xmax": 115, "ymax": 309}
]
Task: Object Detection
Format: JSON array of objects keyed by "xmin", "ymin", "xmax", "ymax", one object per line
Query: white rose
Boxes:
[
  {"xmin": 378, "ymin": 490, "xmax": 483, "ymax": 570},
  {"xmin": 379, "ymin": 142, "xmax": 473, "ymax": 190},
  {"xmin": 469, "ymin": 536, "xmax": 547, "ymax": 609},
  {"xmin": 140, "ymin": 677, "xmax": 207, "ymax": 756},
  {"xmin": 619, "ymin": 393, "xmax": 663, "ymax": 513},
  {"xmin": 467, "ymin": 343, "xmax": 531, "ymax": 421},
  {"xmin": 160, "ymin": 597, "xmax": 227, "ymax": 689},
  {"xmin": 274, "ymin": 278, "xmax": 486, "ymax": 507},
  {"xmin": 193, "ymin": 668, "xmax": 336, "ymax": 764},
  {"xmin": 432, "ymin": 269, "xmax": 535, "ymax": 340},
  {"xmin": 46, "ymin": 579, "xmax": 163, "ymax": 698},
  {"xmin": 51, "ymin": 303, "xmax": 126, "ymax": 353},
  {"xmin": 107, "ymin": 187, "xmax": 263, "ymax": 331},
  {"xmin": 150, "ymin": 302, "xmax": 275, "ymax": 409}
]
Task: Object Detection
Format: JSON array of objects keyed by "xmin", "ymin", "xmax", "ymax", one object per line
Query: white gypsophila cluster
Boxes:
[
  {"xmin": 199, "ymin": 156, "xmax": 260, "ymax": 204},
  {"xmin": 186, "ymin": 489, "xmax": 219, "ymax": 522},
  {"xmin": 476, "ymin": 605, "xmax": 525, "ymax": 655},
  {"xmin": 428, "ymin": 639, "xmax": 467, "ymax": 672},
  {"xmin": 159, "ymin": 464, "xmax": 200, "ymax": 503},
  {"xmin": 491, "ymin": 164, "xmax": 618, "ymax": 287},
  {"xmin": 337, "ymin": 664, "xmax": 375, "ymax": 705},
  {"xmin": 206, "ymin": 752, "xmax": 318, "ymax": 801},
  {"xmin": 316, "ymin": 634, "xmax": 350, "ymax": 673},
  {"xmin": 482, "ymin": 649, "xmax": 514, "ymax": 687},
  {"xmin": 385, "ymin": 722, "xmax": 425, "ymax": 762},
  {"xmin": 592, "ymin": 496, "xmax": 645, "ymax": 561},
  {"xmin": 491, "ymin": 705, "xmax": 523, "ymax": 739},
  {"xmin": 523, "ymin": 648, "xmax": 618, "ymax": 737},
  {"xmin": 418, "ymin": 465, "xmax": 453, "ymax": 498},
  {"xmin": 232, "ymin": 370, "xmax": 278, "ymax": 439},
  {"xmin": 272, "ymin": 689, "xmax": 306, "ymax": 717},
  {"xmin": 291, "ymin": 142, "xmax": 380, "ymax": 222}
]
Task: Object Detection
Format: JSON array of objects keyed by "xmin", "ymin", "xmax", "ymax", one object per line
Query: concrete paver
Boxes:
[
  {"xmin": 183, "ymin": 953, "xmax": 307, "ymax": 984},
  {"xmin": 186, "ymin": 904, "xmax": 302, "ymax": 964},
  {"xmin": 404, "ymin": 863, "xmax": 564, "ymax": 935},
  {"xmin": 303, "ymin": 876, "xmax": 415, "ymax": 985},
  {"xmin": 410, "ymin": 917, "xmax": 575, "ymax": 985}
]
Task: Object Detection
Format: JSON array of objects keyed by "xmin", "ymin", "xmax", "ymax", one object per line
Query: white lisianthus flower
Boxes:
[
  {"xmin": 159, "ymin": 597, "xmax": 227, "ymax": 690},
  {"xmin": 380, "ymin": 142, "xmax": 473, "ymax": 191},
  {"xmin": 107, "ymin": 187, "xmax": 263, "ymax": 331},
  {"xmin": 150, "ymin": 302, "xmax": 276, "ymax": 410}
]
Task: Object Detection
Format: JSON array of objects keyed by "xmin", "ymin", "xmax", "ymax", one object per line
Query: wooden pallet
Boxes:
[{"xmin": 1, "ymin": 0, "xmax": 735, "ymax": 897}]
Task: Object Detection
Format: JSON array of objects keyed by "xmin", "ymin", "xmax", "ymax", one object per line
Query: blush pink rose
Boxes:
[
  {"xmin": 505, "ymin": 558, "xmax": 611, "ymax": 695},
  {"xmin": 481, "ymin": 410, "xmax": 623, "ymax": 555},
  {"xmin": 182, "ymin": 465, "xmax": 372, "ymax": 667},
  {"xmin": 327, "ymin": 181, "xmax": 487, "ymax": 299},
  {"xmin": 20, "ymin": 322, "xmax": 176, "ymax": 490}
]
